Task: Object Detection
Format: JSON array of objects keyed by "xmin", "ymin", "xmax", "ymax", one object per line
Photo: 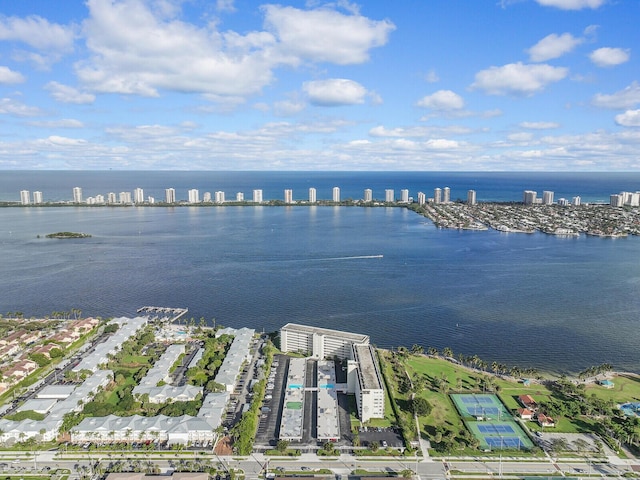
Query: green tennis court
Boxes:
[
  {"xmin": 466, "ymin": 420, "xmax": 533, "ymax": 450},
  {"xmin": 450, "ymin": 393, "xmax": 511, "ymax": 419}
]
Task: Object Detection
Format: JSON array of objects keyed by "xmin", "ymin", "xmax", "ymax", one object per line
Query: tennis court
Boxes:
[
  {"xmin": 466, "ymin": 420, "xmax": 533, "ymax": 451},
  {"xmin": 450, "ymin": 393, "xmax": 511, "ymax": 419}
]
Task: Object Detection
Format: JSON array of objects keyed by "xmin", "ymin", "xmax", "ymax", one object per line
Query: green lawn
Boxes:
[{"xmin": 583, "ymin": 374, "xmax": 640, "ymax": 403}]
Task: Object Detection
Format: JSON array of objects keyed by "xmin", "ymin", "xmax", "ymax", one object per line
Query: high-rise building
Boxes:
[
  {"xmin": 134, "ymin": 188, "xmax": 144, "ymax": 204},
  {"xmin": 523, "ymin": 190, "xmax": 537, "ymax": 205},
  {"xmin": 309, "ymin": 187, "xmax": 317, "ymax": 203},
  {"xmin": 558, "ymin": 198, "xmax": 569, "ymax": 206},
  {"xmin": 542, "ymin": 191, "xmax": 554, "ymax": 205},
  {"xmin": 95, "ymin": 194, "xmax": 105, "ymax": 204},
  {"xmin": 364, "ymin": 189, "xmax": 373, "ymax": 202},
  {"xmin": 236, "ymin": 192, "xmax": 244, "ymax": 202},
  {"xmin": 147, "ymin": 196, "xmax": 155, "ymax": 204},
  {"xmin": 284, "ymin": 189, "xmax": 293, "ymax": 204},
  {"xmin": 107, "ymin": 192, "xmax": 117, "ymax": 204},
  {"xmin": 188, "ymin": 189, "xmax": 200, "ymax": 203},
  {"xmin": 73, "ymin": 187, "xmax": 83, "ymax": 203},
  {"xmin": 253, "ymin": 189, "xmax": 263, "ymax": 203},
  {"xmin": 610, "ymin": 194, "xmax": 624, "ymax": 207},
  {"xmin": 385, "ymin": 189, "xmax": 394, "ymax": 202},
  {"xmin": 417, "ymin": 191, "xmax": 426, "ymax": 205},
  {"xmin": 572, "ymin": 196, "xmax": 581, "ymax": 206},
  {"xmin": 165, "ymin": 188, "xmax": 176, "ymax": 203},
  {"xmin": 467, "ymin": 189, "xmax": 477, "ymax": 205},
  {"xmin": 332, "ymin": 186, "xmax": 340, "ymax": 202},
  {"xmin": 215, "ymin": 191, "xmax": 225, "ymax": 203},
  {"xmin": 434, "ymin": 188, "xmax": 442, "ymax": 204},
  {"xmin": 443, "ymin": 187, "xmax": 451, "ymax": 204},
  {"xmin": 33, "ymin": 191, "xmax": 43, "ymax": 204},
  {"xmin": 119, "ymin": 191, "xmax": 132, "ymax": 204},
  {"xmin": 20, "ymin": 190, "xmax": 30, "ymax": 205},
  {"xmin": 203, "ymin": 192, "xmax": 212, "ymax": 202},
  {"xmin": 400, "ymin": 189, "xmax": 409, "ymax": 203}
]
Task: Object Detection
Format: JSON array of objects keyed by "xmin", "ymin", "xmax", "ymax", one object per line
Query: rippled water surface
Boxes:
[{"xmin": 1, "ymin": 204, "xmax": 638, "ymax": 375}]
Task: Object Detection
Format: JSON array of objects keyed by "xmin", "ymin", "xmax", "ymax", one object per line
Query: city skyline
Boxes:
[{"xmin": 0, "ymin": 1, "xmax": 637, "ymax": 171}]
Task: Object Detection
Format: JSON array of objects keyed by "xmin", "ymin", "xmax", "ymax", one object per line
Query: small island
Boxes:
[{"xmin": 45, "ymin": 231, "xmax": 92, "ymax": 239}]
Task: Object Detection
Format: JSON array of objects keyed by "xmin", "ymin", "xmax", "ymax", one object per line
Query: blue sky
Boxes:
[{"xmin": 0, "ymin": 0, "xmax": 638, "ymax": 171}]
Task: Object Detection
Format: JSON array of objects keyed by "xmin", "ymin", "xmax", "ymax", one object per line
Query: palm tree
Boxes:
[{"xmin": 442, "ymin": 347, "xmax": 453, "ymax": 358}]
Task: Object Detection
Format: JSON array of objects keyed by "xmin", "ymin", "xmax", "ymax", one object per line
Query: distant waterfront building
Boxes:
[
  {"xmin": 572, "ymin": 196, "xmax": 581, "ymax": 206},
  {"xmin": 610, "ymin": 194, "xmax": 624, "ymax": 207},
  {"xmin": 443, "ymin": 187, "xmax": 451, "ymax": 204},
  {"xmin": 467, "ymin": 189, "xmax": 477, "ymax": 205},
  {"xmin": 165, "ymin": 188, "xmax": 176, "ymax": 203},
  {"xmin": 284, "ymin": 189, "xmax": 293, "ymax": 204},
  {"xmin": 385, "ymin": 189, "xmax": 394, "ymax": 202},
  {"xmin": 558, "ymin": 198, "xmax": 568, "ymax": 206},
  {"xmin": 107, "ymin": 192, "xmax": 117, "ymax": 204},
  {"xmin": 203, "ymin": 192, "xmax": 212, "ymax": 202},
  {"xmin": 364, "ymin": 188, "xmax": 372, "ymax": 202},
  {"xmin": 626, "ymin": 192, "xmax": 640, "ymax": 207},
  {"xmin": 133, "ymin": 187, "xmax": 144, "ymax": 204},
  {"xmin": 309, "ymin": 187, "xmax": 317, "ymax": 203},
  {"xmin": 33, "ymin": 191, "xmax": 43, "ymax": 204},
  {"xmin": 417, "ymin": 191, "xmax": 426, "ymax": 205},
  {"xmin": 20, "ymin": 190, "xmax": 30, "ymax": 205},
  {"xmin": 73, "ymin": 187, "xmax": 83, "ymax": 203},
  {"xmin": 214, "ymin": 191, "xmax": 225, "ymax": 203},
  {"xmin": 148, "ymin": 196, "xmax": 155, "ymax": 204},
  {"xmin": 119, "ymin": 191, "xmax": 132, "ymax": 204},
  {"xmin": 95, "ymin": 194, "xmax": 105, "ymax": 204},
  {"xmin": 542, "ymin": 191, "xmax": 554, "ymax": 205},
  {"xmin": 434, "ymin": 188, "xmax": 442, "ymax": 204},
  {"xmin": 332, "ymin": 186, "xmax": 340, "ymax": 202},
  {"xmin": 523, "ymin": 190, "xmax": 537, "ymax": 205},
  {"xmin": 400, "ymin": 189, "xmax": 409, "ymax": 203},
  {"xmin": 188, "ymin": 189, "xmax": 200, "ymax": 203},
  {"xmin": 280, "ymin": 323, "xmax": 369, "ymax": 360},
  {"xmin": 236, "ymin": 192, "xmax": 244, "ymax": 202},
  {"xmin": 253, "ymin": 189, "xmax": 263, "ymax": 203}
]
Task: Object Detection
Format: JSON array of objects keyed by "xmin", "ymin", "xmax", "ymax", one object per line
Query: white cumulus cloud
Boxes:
[
  {"xmin": 45, "ymin": 82, "xmax": 96, "ymax": 104},
  {"xmin": 0, "ymin": 15, "xmax": 75, "ymax": 50},
  {"xmin": 262, "ymin": 5, "xmax": 395, "ymax": 65},
  {"xmin": 615, "ymin": 110, "xmax": 640, "ymax": 127},
  {"xmin": 471, "ymin": 62, "xmax": 568, "ymax": 96},
  {"xmin": 528, "ymin": 33, "xmax": 583, "ymax": 62},
  {"xmin": 0, "ymin": 66, "xmax": 25, "ymax": 84},
  {"xmin": 520, "ymin": 121, "xmax": 560, "ymax": 129},
  {"xmin": 589, "ymin": 47, "xmax": 630, "ymax": 67},
  {"xmin": 303, "ymin": 79, "xmax": 367, "ymax": 106},
  {"xmin": 592, "ymin": 82, "xmax": 640, "ymax": 109},
  {"xmin": 535, "ymin": 0, "xmax": 606, "ymax": 10},
  {"xmin": 0, "ymin": 97, "xmax": 41, "ymax": 117},
  {"xmin": 416, "ymin": 90, "xmax": 464, "ymax": 110}
]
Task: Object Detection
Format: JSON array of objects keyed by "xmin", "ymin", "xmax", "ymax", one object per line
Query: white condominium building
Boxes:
[
  {"xmin": 73, "ymin": 187, "xmax": 83, "ymax": 203},
  {"xmin": 253, "ymin": 189, "xmax": 263, "ymax": 203},
  {"xmin": 385, "ymin": 189, "xmax": 394, "ymax": 202},
  {"xmin": 279, "ymin": 323, "xmax": 369, "ymax": 360},
  {"xmin": 284, "ymin": 189, "xmax": 293, "ymax": 204},
  {"xmin": 309, "ymin": 187, "xmax": 317, "ymax": 203},
  {"xmin": 215, "ymin": 191, "xmax": 225, "ymax": 203},
  {"xmin": 417, "ymin": 191, "xmax": 426, "ymax": 205},
  {"xmin": 165, "ymin": 188, "xmax": 176, "ymax": 203},
  {"xmin": 119, "ymin": 191, "xmax": 132, "ymax": 204},
  {"xmin": 364, "ymin": 188, "xmax": 373, "ymax": 202},
  {"xmin": 188, "ymin": 189, "xmax": 200, "ymax": 203},
  {"xmin": 467, "ymin": 189, "xmax": 477, "ymax": 205},
  {"xmin": 332, "ymin": 186, "xmax": 340, "ymax": 202},
  {"xmin": 443, "ymin": 186, "xmax": 451, "ymax": 203},
  {"xmin": 20, "ymin": 190, "xmax": 30, "ymax": 205},
  {"xmin": 542, "ymin": 190, "xmax": 554, "ymax": 205},
  {"xmin": 107, "ymin": 192, "xmax": 117, "ymax": 204},
  {"xmin": 434, "ymin": 187, "xmax": 442, "ymax": 204},
  {"xmin": 400, "ymin": 189, "xmax": 409, "ymax": 203},
  {"xmin": 523, "ymin": 190, "xmax": 537, "ymax": 205},
  {"xmin": 203, "ymin": 192, "xmax": 212, "ymax": 202},
  {"xmin": 348, "ymin": 344, "xmax": 385, "ymax": 422},
  {"xmin": 236, "ymin": 192, "xmax": 244, "ymax": 202},
  {"xmin": 134, "ymin": 187, "xmax": 144, "ymax": 203},
  {"xmin": 33, "ymin": 191, "xmax": 43, "ymax": 204}
]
